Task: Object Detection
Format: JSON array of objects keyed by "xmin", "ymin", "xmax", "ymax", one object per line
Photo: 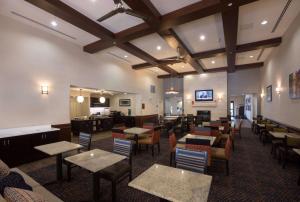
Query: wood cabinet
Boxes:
[
  {"xmin": 0, "ymin": 131, "xmax": 59, "ymax": 167},
  {"xmin": 71, "ymin": 117, "xmax": 113, "ymax": 136}
]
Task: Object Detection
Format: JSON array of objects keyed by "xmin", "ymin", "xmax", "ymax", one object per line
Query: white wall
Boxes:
[
  {"xmin": 183, "ymin": 72, "xmax": 227, "ymax": 120},
  {"xmin": 0, "ymin": 15, "xmax": 163, "ymax": 128},
  {"xmin": 260, "ymin": 13, "xmax": 300, "ymax": 127}
]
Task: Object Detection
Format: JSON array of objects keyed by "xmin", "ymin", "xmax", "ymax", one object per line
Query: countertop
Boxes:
[{"xmin": 0, "ymin": 125, "xmax": 60, "ymax": 139}]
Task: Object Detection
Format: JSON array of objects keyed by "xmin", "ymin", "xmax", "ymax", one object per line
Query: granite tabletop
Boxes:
[
  {"xmin": 34, "ymin": 141, "xmax": 83, "ymax": 156},
  {"xmin": 178, "ymin": 134, "xmax": 216, "ymax": 146},
  {"xmin": 129, "ymin": 164, "xmax": 212, "ymax": 202},
  {"xmin": 269, "ymin": 132, "xmax": 300, "ymax": 139},
  {"xmin": 124, "ymin": 127, "xmax": 151, "ymax": 135},
  {"xmin": 0, "ymin": 125, "xmax": 60, "ymax": 139},
  {"xmin": 293, "ymin": 148, "xmax": 300, "ymax": 156},
  {"xmin": 64, "ymin": 149, "xmax": 126, "ymax": 173}
]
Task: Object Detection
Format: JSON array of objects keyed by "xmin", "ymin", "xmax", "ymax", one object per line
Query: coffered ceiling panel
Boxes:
[
  {"xmin": 236, "ymin": 48, "xmax": 273, "ymax": 65},
  {"xmin": 173, "ymin": 14, "xmax": 225, "ymax": 53},
  {"xmin": 130, "ymin": 33, "xmax": 178, "ymax": 60},
  {"xmin": 169, "ymin": 63, "xmax": 195, "ymax": 73},
  {"xmin": 150, "ymin": 0, "xmax": 201, "ymax": 15},
  {"xmin": 101, "ymin": 47, "xmax": 146, "ymax": 65},
  {"xmin": 200, "ymin": 55, "xmax": 227, "ymax": 70},
  {"xmin": 0, "ymin": 0, "xmax": 99, "ymax": 46},
  {"xmin": 147, "ymin": 67, "xmax": 169, "ymax": 75},
  {"xmin": 238, "ymin": 0, "xmax": 300, "ymax": 44},
  {"xmin": 61, "ymin": 0, "xmax": 144, "ymax": 33}
]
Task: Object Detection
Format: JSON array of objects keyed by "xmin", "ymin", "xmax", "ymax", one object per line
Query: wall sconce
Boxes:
[
  {"xmin": 217, "ymin": 93, "xmax": 223, "ymax": 102},
  {"xmin": 41, "ymin": 85, "xmax": 48, "ymax": 94},
  {"xmin": 260, "ymin": 93, "xmax": 265, "ymax": 98},
  {"xmin": 275, "ymin": 87, "xmax": 281, "ymax": 94}
]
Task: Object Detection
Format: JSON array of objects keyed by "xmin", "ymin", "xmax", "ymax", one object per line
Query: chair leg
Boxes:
[
  {"xmin": 112, "ymin": 181, "xmax": 117, "ymax": 202},
  {"xmin": 232, "ymin": 140, "xmax": 235, "ymax": 152},
  {"xmin": 129, "ymin": 170, "xmax": 132, "ymax": 181},
  {"xmin": 169, "ymin": 152, "xmax": 173, "ymax": 166},
  {"xmin": 67, "ymin": 163, "xmax": 71, "ymax": 181},
  {"xmin": 298, "ymin": 175, "xmax": 300, "ymax": 186},
  {"xmin": 151, "ymin": 145, "xmax": 154, "ymax": 157},
  {"xmin": 158, "ymin": 142, "xmax": 160, "ymax": 154},
  {"xmin": 226, "ymin": 160, "xmax": 229, "ymax": 176},
  {"xmin": 282, "ymin": 153, "xmax": 287, "ymax": 169}
]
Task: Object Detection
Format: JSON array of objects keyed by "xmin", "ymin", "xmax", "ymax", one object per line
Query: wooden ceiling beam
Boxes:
[
  {"xmin": 222, "ymin": 4, "xmax": 239, "ymax": 72},
  {"xmin": 25, "ymin": 0, "xmax": 114, "ymax": 41},
  {"xmin": 236, "ymin": 37, "xmax": 282, "ymax": 53},
  {"xmin": 192, "ymin": 48, "xmax": 226, "ymax": 59},
  {"xmin": 157, "ymin": 62, "xmax": 264, "ymax": 78}
]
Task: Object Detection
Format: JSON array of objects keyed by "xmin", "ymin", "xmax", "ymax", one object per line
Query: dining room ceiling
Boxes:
[{"xmin": 0, "ymin": 0, "xmax": 299, "ymax": 77}]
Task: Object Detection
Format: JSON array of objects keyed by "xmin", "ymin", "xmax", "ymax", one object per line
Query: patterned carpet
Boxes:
[{"xmin": 21, "ymin": 124, "xmax": 300, "ymax": 202}]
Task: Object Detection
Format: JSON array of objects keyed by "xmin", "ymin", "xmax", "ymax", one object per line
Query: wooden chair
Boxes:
[
  {"xmin": 278, "ymin": 135, "xmax": 300, "ymax": 168},
  {"xmin": 185, "ymin": 144, "xmax": 212, "ymax": 166},
  {"xmin": 211, "ymin": 137, "xmax": 232, "ymax": 175},
  {"xmin": 175, "ymin": 148, "xmax": 208, "ymax": 173},
  {"xmin": 138, "ymin": 128, "xmax": 161, "ymax": 156},
  {"xmin": 99, "ymin": 139, "xmax": 132, "ymax": 202},
  {"xmin": 168, "ymin": 133, "xmax": 177, "ymax": 166}
]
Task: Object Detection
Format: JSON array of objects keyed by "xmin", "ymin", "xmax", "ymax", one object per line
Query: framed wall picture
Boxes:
[
  {"xmin": 267, "ymin": 85, "xmax": 272, "ymax": 102},
  {"xmin": 289, "ymin": 69, "xmax": 300, "ymax": 99},
  {"xmin": 119, "ymin": 99, "xmax": 131, "ymax": 106}
]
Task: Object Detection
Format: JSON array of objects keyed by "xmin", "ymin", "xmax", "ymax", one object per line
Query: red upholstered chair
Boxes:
[
  {"xmin": 194, "ymin": 130, "xmax": 211, "ymax": 136},
  {"xmin": 139, "ymin": 128, "xmax": 161, "ymax": 156},
  {"xmin": 185, "ymin": 144, "xmax": 212, "ymax": 166},
  {"xmin": 112, "ymin": 132, "xmax": 126, "ymax": 139},
  {"xmin": 168, "ymin": 133, "xmax": 177, "ymax": 166},
  {"xmin": 211, "ymin": 137, "xmax": 232, "ymax": 175}
]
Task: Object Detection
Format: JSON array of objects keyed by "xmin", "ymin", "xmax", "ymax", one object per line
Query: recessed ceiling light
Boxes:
[
  {"xmin": 51, "ymin": 21, "xmax": 58, "ymax": 27},
  {"xmin": 124, "ymin": 55, "xmax": 128, "ymax": 58},
  {"xmin": 228, "ymin": 2, "xmax": 233, "ymax": 6},
  {"xmin": 200, "ymin": 35, "xmax": 206, "ymax": 41},
  {"xmin": 261, "ymin": 20, "xmax": 268, "ymax": 25},
  {"xmin": 156, "ymin": 45, "xmax": 161, "ymax": 51},
  {"xmin": 182, "ymin": 65, "xmax": 185, "ymax": 68},
  {"xmin": 249, "ymin": 55, "xmax": 254, "ymax": 58},
  {"xmin": 90, "ymin": 0, "xmax": 96, "ymax": 2},
  {"xmin": 211, "ymin": 60, "xmax": 215, "ymax": 64}
]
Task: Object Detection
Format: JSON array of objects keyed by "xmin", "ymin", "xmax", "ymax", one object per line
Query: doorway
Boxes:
[{"xmin": 230, "ymin": 101, "xmax": 234, "ymax": 117}]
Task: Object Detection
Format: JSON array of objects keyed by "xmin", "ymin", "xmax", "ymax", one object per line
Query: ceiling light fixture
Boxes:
[
  {"xmin": 77, "ymin": 89, "xmax": 84, "ymax": 103},
  {"xmin": 51, "ymin": 21, "xmax": 58, "ymax": 27},
  {"xmin": 261, "ymin": 20, "xmax": 268, "ymax": 25},
  {"xmin": 156, "ymin": 45, "xmax": 161, "ymax": 51},
  {"xmin": 165, "ymin": 76, "xmax": 179, "ymax": 95},
  {"xmin": 200, "ymin": 35, "xmax": 206, "ymax": 41},
  {"xmin": 211, "ymin": 60, "xmax": 216, "ymax": 64},
  {"xmin": 250, "ymin": 55, "xmax": 254, "ymax": 58},
  {"xmin": 228, "ymin": 3, "xmax": 233, "ymax": 6},
  {"xmin": 124, "ymin": 55, "xmax": 128, "ymax": 58},
  {"xmin": 99, "ymin": 96, "xmax": 106, "ymax": 104}
]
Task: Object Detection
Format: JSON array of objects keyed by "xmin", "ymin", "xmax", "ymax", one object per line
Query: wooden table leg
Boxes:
[
  {"xmin": 93, "ymin": 173, "xmax": 100, "ymax": 202},
  {"xmin": 56, "ymin": 154, "xmax": 63, "ymax": 181}
]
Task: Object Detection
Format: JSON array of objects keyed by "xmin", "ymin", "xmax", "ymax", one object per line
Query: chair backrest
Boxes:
[
  {"xmin": 225, "ymin": 137, "xmax": 232, "ymax": 159},
  {"xmin": 194, "ymin": 130, "xmax": 211, "ymax": 136},
  {"xmin": 113, "ymin": 138, "xmax": 132, "ymax": 164},
  {"xmin": 175, "ymin": 148, "xmax": 208, "ymax": 173},
  {"xmin": 185, "ymin": 144, "xmax": 211, "ymax": 166},
  {"xmin": 112, "ymin": 132, "xmax": 126, "ymax": 139},
  {"xmin": 169, "ymin": 133, "xmax": 177, "ymax": 151},
  {"xmin": 186, "ymin": 138, "xmax": 210, "ymax": 146},
  {"xmin": 286, "ymin": 136, "xmax": 300, "ymax": 148},
  {"xmin": 152, "ymin": 128, "xmax": 161, "ymax": 144},
  {"xmin": 79, "ymin": 132, "xmax": 92, "ymax": 151},
  {"xmin": 143, "ymin": 122, "xmax": 155, "ymax": 130},
  {"xmin": 273, "ymin": 127, "xmax": 288, "ymax": 133}
]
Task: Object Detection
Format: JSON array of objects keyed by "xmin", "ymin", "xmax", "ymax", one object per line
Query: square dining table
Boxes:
[
  {"xmin": 129, "ymin": 164, "xmax": 212, "ymax": 202},
  {"xmin": 35, "ymin": 141, "xmax": 83, "ymax": 181},
  {"xmin": 269, "ymin": 132, "xmax": 300, "ymax": 139},
  {"xmin": 64, "ymin": 149, "xmax": 126, "ymax": 202},
  {"xmin": 178, "ymin": 134, "xmax": 216, "ymax": 146}
]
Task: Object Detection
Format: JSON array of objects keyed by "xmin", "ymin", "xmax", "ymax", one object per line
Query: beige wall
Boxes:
[
  {"xmin": 260, "ymin": 13, "xmax": 300, "ymax": 127},
  {"xmin": 183, "ymin": 72, "xmax": 228, "ymax": 120},
  {"xmin": 0, "ymin": 15, "xmax": 163, "ymax": 128}
]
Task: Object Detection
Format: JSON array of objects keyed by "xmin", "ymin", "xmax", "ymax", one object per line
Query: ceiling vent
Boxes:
[
  {"xmin": 239, "ymin": 23, "xmax": 254, "ymax": 31},
  {"xmin": 272, "ymin": 0, "xmax": 292, "ymax": 33},
  {"xmin": 11, "ymin": 11, "xmax": 76, "ymax": 40}
]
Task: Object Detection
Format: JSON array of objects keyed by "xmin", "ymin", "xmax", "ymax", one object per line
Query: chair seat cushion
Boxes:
[
  {"xmin": 0, "ymin": 172, "xmax": 32, "ymax": 195},
  {"xmin": 100, "ymin": 161, "xmax": 131, "ymax": 181},
  {"xmin": 4, "ymin": 187, "xmax": 45, "ymax": 202},
  {"xmin": 211, "ymin": 148, "xmax": 226, "ymax": 160},
  {"xmin": 0, "ymin": 160, "xmax": 10, "ymax": 180}
]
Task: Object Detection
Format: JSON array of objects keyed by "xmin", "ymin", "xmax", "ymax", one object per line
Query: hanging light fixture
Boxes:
[
  {"xmin": 99, "ymin": 90, "xmax": 106, "ymax": 104},
  {"xmin": 165, "ymin": 76, "xmax": 179, "ymax": 95},
  {"xmin": 77, "ymin": 89, "xmax": 84, "ymax": 103}
]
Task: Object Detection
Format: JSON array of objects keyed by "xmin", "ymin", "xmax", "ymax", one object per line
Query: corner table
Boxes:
[
  {"xmin": 129, "ymin": 164, "xmax": 212, "ymax": 202},
  {"xmin": 64, "ymin": 149, "xmax": 126, "ymax": 201},
  {"xmin": 34, "ymin": 141, "xmax": 83, "ymax": 181},
  {"xmin": 178, "ymin": 134, "xmax": 216, "ymax": 146}
]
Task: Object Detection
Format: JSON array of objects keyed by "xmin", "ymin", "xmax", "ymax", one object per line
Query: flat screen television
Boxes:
[{"xmin": 195, "ymin": 90, "xmax": 213, "ymax": 101}]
